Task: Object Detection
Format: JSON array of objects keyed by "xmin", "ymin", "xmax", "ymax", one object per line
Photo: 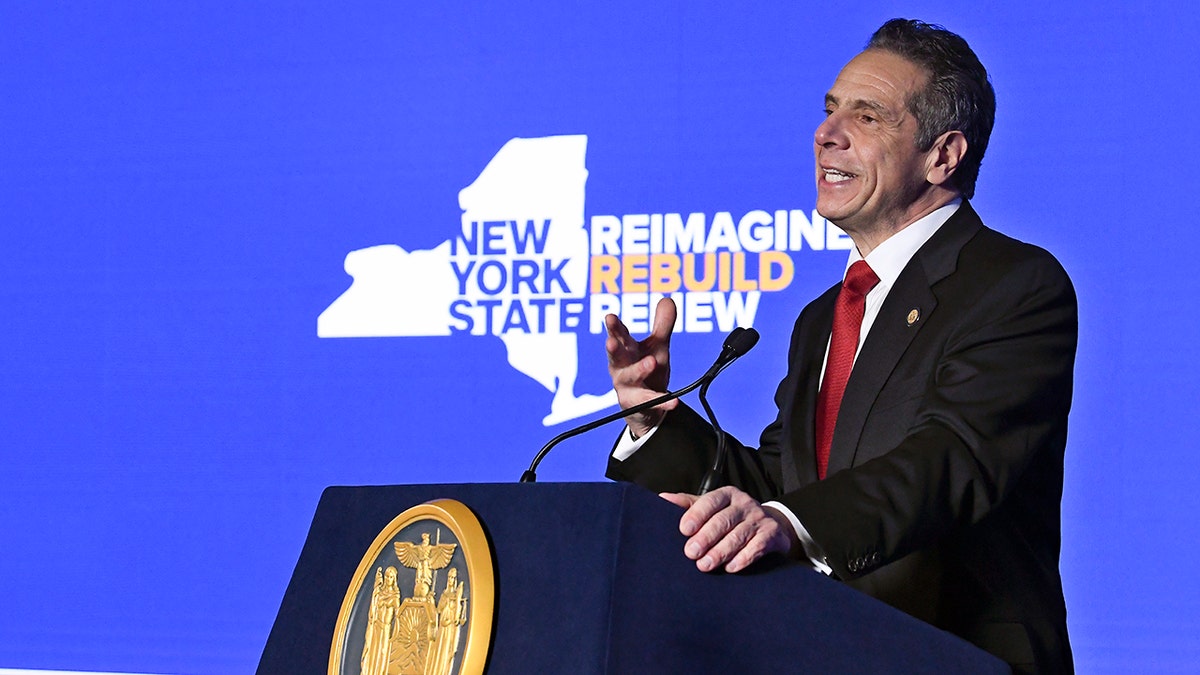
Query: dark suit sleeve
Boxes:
[
  {"xmin": 604, "ymin": 300, "xmax": 823, "ymax": 499},
  {"xmin": 781, "ymin": 249, "xmax": 1078, "ymax": 580},
  {"xmin": 605, "ymin": 402, "xmax": 781, "ymax": 498}
]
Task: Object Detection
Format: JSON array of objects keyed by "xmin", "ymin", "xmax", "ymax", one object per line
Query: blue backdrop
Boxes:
[{"xmin": 2, "ymin": 3, "xmax": 1197, "ymax": 673}]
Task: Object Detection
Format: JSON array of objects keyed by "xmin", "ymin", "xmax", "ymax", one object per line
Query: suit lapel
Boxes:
[
  {"xmin": 826, "ymin": 262, "xmax": 937, "ymax": 474},
  {"xmin": 784, "ymin": 284, "xmax": 839, "ymax": 489},
  {"xmin": 825, "ymin": 201, "xmax": 984, "ymax": 475}
]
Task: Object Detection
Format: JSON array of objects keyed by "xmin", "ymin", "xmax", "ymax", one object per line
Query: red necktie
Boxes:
[{"xmin": 815, "ymin": 260, "xmax": 879, "ymax": 479}]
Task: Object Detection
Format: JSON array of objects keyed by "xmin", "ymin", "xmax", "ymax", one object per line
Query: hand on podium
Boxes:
[{"xmin": 661, "ymin": 486, "xmax": 800, "ymax": 574}]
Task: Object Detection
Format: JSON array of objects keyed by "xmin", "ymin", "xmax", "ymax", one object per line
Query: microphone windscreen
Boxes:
[
  {"xmin": 721, "ymin": 326, "xmax": 746, "ymax": 351},
  {"xmin": 728, "ymin": 327, "xmax": 760, "ymax": 356}
]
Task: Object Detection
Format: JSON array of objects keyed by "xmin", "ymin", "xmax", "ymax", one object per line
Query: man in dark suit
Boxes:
[{"xmin": 604, "ymin": 19, "xmax": 1076, "ymax": 673}]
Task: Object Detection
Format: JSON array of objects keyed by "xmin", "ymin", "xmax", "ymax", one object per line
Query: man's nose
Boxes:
[{"xmin": 814, "ymin": 113, "xmax": 847, "ymax": 149}]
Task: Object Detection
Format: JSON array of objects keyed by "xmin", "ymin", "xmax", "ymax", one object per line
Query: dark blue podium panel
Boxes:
[{"xmin": 260, "ymin": 482, "xmax": 1006, "ymax": 674}]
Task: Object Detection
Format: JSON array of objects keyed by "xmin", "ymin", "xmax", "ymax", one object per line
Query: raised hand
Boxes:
[{"xmin": 604, "ymin": 297, "xmax": 677, "ymax": 438}]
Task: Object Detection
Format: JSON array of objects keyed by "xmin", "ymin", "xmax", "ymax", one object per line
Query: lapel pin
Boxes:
[{"xmin": 906, "ymin": 308, "xmax": 920, "ymax": 326}]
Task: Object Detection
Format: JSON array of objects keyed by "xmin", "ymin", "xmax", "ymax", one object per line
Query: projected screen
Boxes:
[{"xmin": 2, "ymin": 3, "xmax": 1196, "ymax": 673}]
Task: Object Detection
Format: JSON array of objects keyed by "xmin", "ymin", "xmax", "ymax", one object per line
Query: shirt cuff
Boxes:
[
  {"xmin": 763, "ymin": 500, "xmax": 833, "ymax": 575},
  {"xmin": 611, "ymin": 423, "xmax": 661, "ymax": 461}
]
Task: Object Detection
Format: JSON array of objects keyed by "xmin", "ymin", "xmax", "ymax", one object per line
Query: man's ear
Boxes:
[{"xmin": 925, "ymin": 130, "xmax": 968, "ymax": 187}]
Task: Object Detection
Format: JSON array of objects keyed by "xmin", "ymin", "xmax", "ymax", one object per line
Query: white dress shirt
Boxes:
[{"xmin": 612, "ymin": 198, "xmax": 962, "ymax": 572}]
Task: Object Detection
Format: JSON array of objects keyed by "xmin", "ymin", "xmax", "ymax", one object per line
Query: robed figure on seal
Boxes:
[
  {"xmin": 360, "ymin": 566, "xmax": 401, "ymax": 675},
  {"xmin": 426, "ymin": 568, "xmax": 468, "ymax": 675}
]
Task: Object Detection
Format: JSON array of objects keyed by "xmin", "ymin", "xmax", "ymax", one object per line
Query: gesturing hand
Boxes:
[
  {"xmin": 661, "ymin": 486, "xmax": 799, "ymax": 574},
  {"xmin": 605, "ymin": 297, "xmax": 677, "ymax": 438}
]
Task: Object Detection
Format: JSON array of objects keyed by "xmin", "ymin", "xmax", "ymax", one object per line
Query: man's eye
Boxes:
[
  {"xmin": 823, "ymin": 108, "xmax": 833, "ymax": 117},
  {"xmin": 861, "ymin": 115, "xmax": 877, "ymax": 124}
]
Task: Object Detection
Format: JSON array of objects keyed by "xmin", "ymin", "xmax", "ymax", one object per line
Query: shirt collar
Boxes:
[{"xmin": 845, "ymin": 197, "xmax": 962, "ymax": 287}]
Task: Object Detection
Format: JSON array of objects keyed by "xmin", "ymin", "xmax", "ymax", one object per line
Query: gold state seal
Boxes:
[{"xmin": 329, "ymin": 500, "xmax": 494, "ymax": 675}]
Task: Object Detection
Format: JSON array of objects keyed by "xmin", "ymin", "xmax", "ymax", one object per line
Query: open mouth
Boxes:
[{"xmin": 823, "ymin": 168, "xmax": 856, "ymax": 183}]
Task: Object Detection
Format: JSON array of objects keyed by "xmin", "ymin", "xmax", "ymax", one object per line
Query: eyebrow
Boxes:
[{"xmin": 825, "ymin": 93, "xmax": 895, "ymax": 120}]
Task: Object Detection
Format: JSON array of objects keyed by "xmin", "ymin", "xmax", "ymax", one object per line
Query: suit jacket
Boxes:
[{"xmin": 607, "ymin": 201, "xmax": 1077, "ymax": 673}]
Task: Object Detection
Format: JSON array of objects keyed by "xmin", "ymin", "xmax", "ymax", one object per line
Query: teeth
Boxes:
[{"xmin": 824, "ymin": 169, "xmax": 853, "ymax": 183}]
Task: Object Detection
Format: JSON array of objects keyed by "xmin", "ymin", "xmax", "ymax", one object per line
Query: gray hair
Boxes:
[{"xmin": 867, "ymin": 19, "xmax": 996, "ymax": 198}]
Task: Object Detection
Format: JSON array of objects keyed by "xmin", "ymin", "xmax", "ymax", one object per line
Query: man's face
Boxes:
[{"xmin": 814, "ymin": 49, "xmax": 938, "ymax": 236}]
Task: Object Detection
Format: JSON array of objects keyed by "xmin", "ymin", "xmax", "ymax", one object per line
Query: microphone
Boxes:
[
  {"xmin": 697, "ymin": 327, "xmax": 759, "ymax": 494},
  {"xmin": 519, "ymin": 327, "xmax": 760, "ymax": 484}
]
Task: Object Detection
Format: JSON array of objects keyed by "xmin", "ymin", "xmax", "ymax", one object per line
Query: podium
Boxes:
[{"xmin": 259, "ymin": 482, "xmax": 1007, "ymax": 673}]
